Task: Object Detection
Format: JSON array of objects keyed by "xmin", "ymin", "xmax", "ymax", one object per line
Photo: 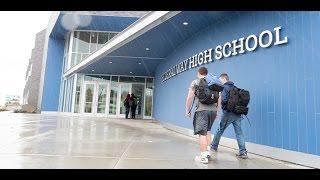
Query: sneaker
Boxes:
[
  {"xmin": 204, "ymin": 151, "xmax": 212, "ymax": 160},
  {"xmin": 210, "ymin": 146, "xmax": 218, "ymax": 152},
  {"xmin": 236, "ymin": 151, "xmax": 248, "ymax": 159},
  {"xmin": 194, "ymin": 155, "xmax": 209, "ymax": 164}
]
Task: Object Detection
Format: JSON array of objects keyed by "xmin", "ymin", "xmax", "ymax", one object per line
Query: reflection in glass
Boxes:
[
  {"xmin": 82, "ymin": 53, "xmax": 90, "ymax": 60},
  {"xmin": 90, "ymin": 32, "xmax": 98, "ymax": 53},
  {"xmin": 68, "ymin": 31, "xmax": 118, "ymax": 69},
  {"xmin": 108, "ymin": 32, "xmax": 117, "ymax": 40},
  {"xmin": 74, "ymin": 74, "xmax": 83, "ymax": 113},
  {"xmin": 97, "ymin": 84, "xmax": 107, "ymax": 113},
  {"xmin": 109, "ymin": 76, "xmax": 118, "ymax": 115},
  {"xmin": 119, "ymin": 76, "xmax": 145, "ymax": 83},
  {"xmin": 74, "ymin": 92, "xmax": 80, "ymax": 112},
  {"xmin": 98, "ymin": 32, "xmax": 109, "ymax": 44},
  {"xmin": 131, "ymin": 84, "xmax": 144, "ymax": 117},
  {"xmin": 71, "ymin": 53, "xmax": 81, "ymax": 67},
  {"xmin": 120, "ymin": 84, "xmax": 130, "ymax": 115},
  {"xmin": 84, "ymin": 84, "xmax": 94, "ymax": 113},
  {"xmin": 72, "ymin": 31, "xmax": 90, "ymax": 53},
  {"xmin": 144, "ymin": 78, "xmax": 154, "ymax": 117},
  {"xmin": 86, "ymin": 75, "xmax": 110, "ymax": 81},
  {"xmin": 90, "ymin": 32, "xmax": 98, "ymax": 43}
]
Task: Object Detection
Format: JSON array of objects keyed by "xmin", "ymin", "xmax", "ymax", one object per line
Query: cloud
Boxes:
[{"xmin": 0, "ymin": 11, "xmax": 52, "ymax": 103}]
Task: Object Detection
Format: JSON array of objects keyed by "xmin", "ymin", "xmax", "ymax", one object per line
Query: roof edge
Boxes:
[{"xmin": 63, "ymin": 11, "xmax": 181, "ymax": 78}]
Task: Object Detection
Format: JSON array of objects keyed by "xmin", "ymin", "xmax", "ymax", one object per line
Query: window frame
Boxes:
[{"xmin": 67, "ymin": 30, "xmax": 119, "ymax": 70}]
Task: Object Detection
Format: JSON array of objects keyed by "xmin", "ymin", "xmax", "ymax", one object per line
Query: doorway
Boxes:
[{"xmin": 117, "ymin": 83, "xmax": 144, "ymax": 119}]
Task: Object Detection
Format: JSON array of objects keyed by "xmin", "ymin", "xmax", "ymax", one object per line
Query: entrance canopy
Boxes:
[{"xmin": 64, "ymin": 11, "xmax": 240, "ymax": 77}]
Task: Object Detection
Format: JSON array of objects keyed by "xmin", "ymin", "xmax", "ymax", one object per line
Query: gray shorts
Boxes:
[{"xmin": 193, "ymin": 110, "xmax": 217, "ymax": 136}]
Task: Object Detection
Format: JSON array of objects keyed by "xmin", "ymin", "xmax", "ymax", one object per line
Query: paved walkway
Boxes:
[{"xmin": 0, "ymin": 112, "xmax": 309, "ymax": 169}]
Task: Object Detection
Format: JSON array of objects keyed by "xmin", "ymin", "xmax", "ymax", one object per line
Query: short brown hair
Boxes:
[
  {"xmin": 198, "ymin": 67, "xmax": 208, "ymax": 75},
  {"xmin": 220, "ymin": 73, "xmax": 229, "ymax": 81}
]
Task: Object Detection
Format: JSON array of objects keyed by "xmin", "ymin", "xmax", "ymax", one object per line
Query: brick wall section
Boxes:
[{"xmin": 23, "ymin": 29, "xmax": 46, "ymax": 108}]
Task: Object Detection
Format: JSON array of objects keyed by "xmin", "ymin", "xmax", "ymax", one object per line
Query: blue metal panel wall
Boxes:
[
  {"xmin": 41, "ymin": 37, "xmax": 65, "ymax": 111},
  {"xmin": 154, "ymin": 12, "xmax": 320, "ymax": 156}
]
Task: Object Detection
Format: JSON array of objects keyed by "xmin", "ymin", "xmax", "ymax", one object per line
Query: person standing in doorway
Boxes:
[
  {"xmin": 185, "ymin": 67, "xmax": 218, "ymax": 164},
  {"xmin": 124, "ymin": 94, "xmax": 131, "ymax": 119},
  {"xmin": 210, "ymin": 73, "xmax": 248, "ymax": 159},
  {"xmin": 130, "ymin": 93, "xmax": 137, "ymax": 119}
]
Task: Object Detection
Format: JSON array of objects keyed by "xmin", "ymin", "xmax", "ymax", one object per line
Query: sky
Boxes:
[{"xmin": 0, "ymin": 11, "xmax": 52, "ymax": 105}]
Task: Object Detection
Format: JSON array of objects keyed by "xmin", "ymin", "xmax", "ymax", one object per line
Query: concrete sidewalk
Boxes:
[{"xmin": 0, "ymin": 112, "xmax": 310, "ymax": 169}]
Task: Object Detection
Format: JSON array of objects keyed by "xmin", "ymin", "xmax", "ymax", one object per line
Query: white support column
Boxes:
[{"xmin": 71, "ymin": 74, "xmax": 77, "ymax": 113}]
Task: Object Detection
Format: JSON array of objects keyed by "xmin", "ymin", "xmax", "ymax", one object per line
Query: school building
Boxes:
[{"xmin": 37, "ymin": 11, "xmax": 320, "ymax": 168}]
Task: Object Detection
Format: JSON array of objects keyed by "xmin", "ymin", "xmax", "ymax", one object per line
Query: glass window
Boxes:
[
  {"xmin": 97, "ymin": 84, "xmax": 107, "ymax": 113},
  {"xmin": 63, "ymin": 56, "xmax": 67, "ymax": 73},
  {"xmin": 97, "ymin": 32, "xmax": 109, "ymax": 50},
  {"xmin": 109, "ymin": 76, "xmax": 119, "ymax": 115},
  {"xmin": 98, "ymin": 75, "xmax": 110, "ymax": 81},
  {"xmin": 81, "ymin": 53, "xmax": 90, "ymax": 60},
  {"xmin": 84, "ymin": 75, "xmax": 110, "ymax": 83},
  {"xmin": 90, "ymin": 32, "xmax": 98, "ymax": 43},
  {"xmin": 89, "ymin": 44, "xmax": 97, "ymax": 53},
  {"xmin": 111, "ymin": 76, "xmax": 119, "ymax": 83},
  {"xmin": 67, "ymin": 31, "xmax": 119, "ymax": 70},
  {"xmin": 84, "ymin": 75, "xmax": 93, "ymax": 81},
  {"xmin": 146, "ymin": 78, "xmax": 154, "ymax": 89},
  {"xmin": 61, "ymin": 80, "xmax": 67, "ymax": 111},
  {"xmin": 144, "ymin": 78, "xmax": 154, "ymax": 117},
  {"xmin": 119, "ymin": 76, "xmax": 145, "ymax": 83},
  {"xmin": 74, "ymin": 92, "xmax": 81, "ymax": 113},
  {"xmin": 71, "ymin": 53, "xmax": 81, "ymax": 67},
  {"xmin": 72, "ymin": 31, "xmax": 90, "ymax": 53},
  {"xmin": 63, "ymin": 34, "xmax": 70, "ymax": 72},
  {"xmin": 86, "ymin": 75, "xmax": 110, "ymax": 81},
  {"xmin": 74, "ymin": 75, "xmax": 83, "ymax": 113},
  {"xmin": 108, "ymin": 32, "xmax": 118, "ymax": 40},
  {"xmin": 120, "ymin": 84, "xmax": 131, "ymax": 114},
  {"xmin": 95, "ymin": 75, "xmax": 110, "ymax": 82},
  {"xmin": 89, "ymin": 32, "xmax": 98, "ymax": 53},
  {"xmin": 84, "ymin": 84, "xmax": 94, "ymax": 113},
  {"xmin": 131, "ymin": 84, "xmax": 144, "ymax": 116},
  {"xmin": 98, "ymin": 32, "xmax": 109, "ymax": 44}
]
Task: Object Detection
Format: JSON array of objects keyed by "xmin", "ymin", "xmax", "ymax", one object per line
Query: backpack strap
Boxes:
[{"xmin": 242, "ymin": 115, "xmax": 252, "ymax": 127}]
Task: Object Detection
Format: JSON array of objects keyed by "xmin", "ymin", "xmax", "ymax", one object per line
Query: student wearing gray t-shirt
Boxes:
[{"xmin": 185, "ymin": 67, "xmax": 218, "ymax": 164}]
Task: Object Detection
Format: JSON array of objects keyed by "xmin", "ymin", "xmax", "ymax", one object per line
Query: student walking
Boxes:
[
  {"xmin": 211, "ymin": 73, "xmax": 248, "ymax": 159},
  {"xmin": 130, "ymin": 93, "xmax": 137, "ymax": 119},
  {"xmin": 124, "ymin": 94, "xmax": 131, "ymax": 119},
  {"xmin": 185, "ymin": 67, "xmax": 220, "ymax": 164}
]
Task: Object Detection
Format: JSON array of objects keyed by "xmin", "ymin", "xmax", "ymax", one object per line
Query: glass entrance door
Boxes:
[
  {"xmin": 96, "ymin": 83, "xmax": 108, "ymax": 114},
  {"xmin": 82, "ymin": 82, "xmax": 108, "ymax": 114},
  {"xmin": 83, "ymin": 83, "xmax": 95, "ymax": 113},
  {"xmin": 131, "ymin": 84, "xmax": 144, "ymax": 119},
  {"xmin": 117, "ymin": 83, "xmax": 144, "ymax": 119},
  {"xmin": 118, "ymin": 83, "xmax": 131, "ymax": 117}
]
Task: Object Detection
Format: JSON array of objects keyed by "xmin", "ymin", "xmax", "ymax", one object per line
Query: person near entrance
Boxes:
[
  {"xmin": 130, "ymin": 93, "xmax": 137, "ymax": 119},
  {"xmin": 210, "ymin": 73, "xmax": 248, "ymax": 159},
  {"xmin": 124, "ymin": 94, "xmax": 131, "ymax": 119},
  {"xmin": 185, "ymin": 67, "xmax": 218, "ymax": 164}
]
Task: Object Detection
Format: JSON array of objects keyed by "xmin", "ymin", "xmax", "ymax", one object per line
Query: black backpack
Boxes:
[
  {"xmin": 226, "ymin": 86, "xmax": 250, "ymax": 115},
  {"xmin": 129, "ymin": 97, "xmax": 137, "ymax": 107},
  {"xmin": 194, "ymin": 78, "xmax": 219, "ymax": 105},
  {"xmin": 123, "ymin": 99, "xmax": 129, "ymax": 107},
  {"xmin": 129, "ymin": 99, "xmax": 133, "ymax": 107}
]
